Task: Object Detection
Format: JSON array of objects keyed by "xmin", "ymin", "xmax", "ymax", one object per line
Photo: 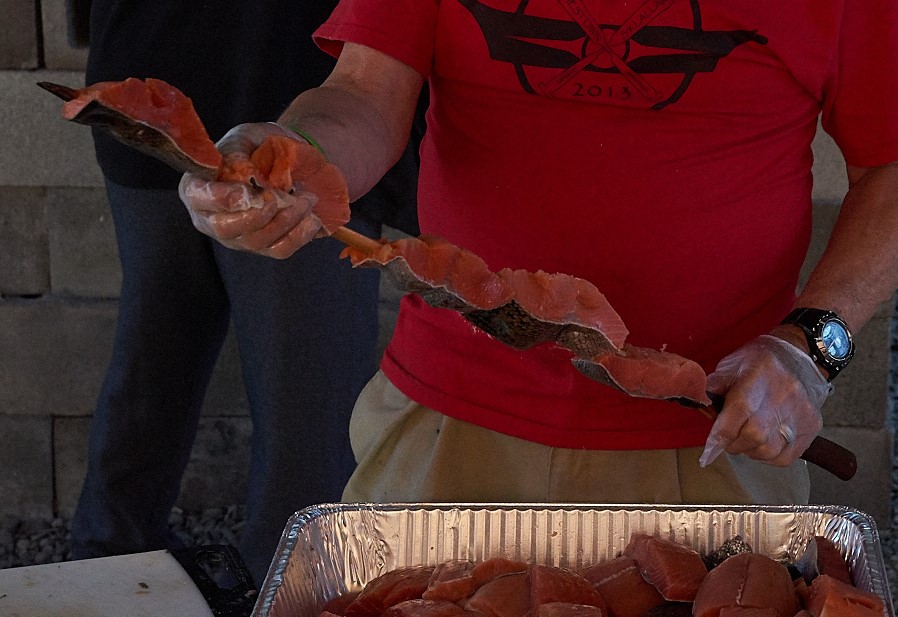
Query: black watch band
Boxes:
[{"xmin": 780, "ymin": 308, "xmax": 854, "ymax": 381}]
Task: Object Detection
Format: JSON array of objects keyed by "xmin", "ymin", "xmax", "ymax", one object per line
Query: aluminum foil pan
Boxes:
[{"xmin": 252, "ymin": 503, "xmax": 893, "ymax": 617}]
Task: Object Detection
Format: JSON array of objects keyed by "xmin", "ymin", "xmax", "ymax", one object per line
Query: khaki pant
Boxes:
[{"xmin": 342, "ymin": 371, "xmax": 810, "ymax": 505}]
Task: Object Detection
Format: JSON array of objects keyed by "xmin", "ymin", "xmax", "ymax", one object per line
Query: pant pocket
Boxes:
[{"xmin": 348, "ymin": 370, "xmax": 414, "ymax": 464}]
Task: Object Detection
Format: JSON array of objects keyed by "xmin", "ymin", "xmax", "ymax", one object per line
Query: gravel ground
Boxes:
[
  {"xmin": 0, "ymin": 505, "xmax": 246, "ymax": 570},
  {"xmin": 1, "ymin": 298, "xmax": 896, "ymax": 602}
]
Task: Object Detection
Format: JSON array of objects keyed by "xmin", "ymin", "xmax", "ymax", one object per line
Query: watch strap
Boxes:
[{"xmin": 780, "ymin": 308, "xmax": 853, "ymax": 381}]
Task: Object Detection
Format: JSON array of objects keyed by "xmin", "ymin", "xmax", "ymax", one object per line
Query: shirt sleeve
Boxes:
[
  {"xmin": 821, "ymin": 0, "xmax": 898, "ymax": 168},
  {"xmin": 313, "ymin": 0, "xmax": 439, "ymax": 78}
]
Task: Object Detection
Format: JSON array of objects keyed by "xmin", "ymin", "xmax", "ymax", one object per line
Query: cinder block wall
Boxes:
[{"xmin": 0, "ymin": 1, "xmax": 893, "ymax": 526}]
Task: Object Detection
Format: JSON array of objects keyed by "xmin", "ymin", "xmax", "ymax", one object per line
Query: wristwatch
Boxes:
[{"xmin": 780, "ymin": 308, "xmax": 855, "ymax": 380}]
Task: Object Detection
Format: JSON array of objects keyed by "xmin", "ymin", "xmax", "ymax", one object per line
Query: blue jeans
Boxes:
[{"xmin": 71, "ymin": 179, "xmax": 381, "ymax": 585}]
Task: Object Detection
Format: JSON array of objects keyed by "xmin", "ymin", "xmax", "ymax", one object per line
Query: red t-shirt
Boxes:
[{"xmin": 315, "ymin": 0, "xmax": 898, "ymax": 449}]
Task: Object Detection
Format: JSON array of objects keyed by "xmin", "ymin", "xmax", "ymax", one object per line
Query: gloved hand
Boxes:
[
  {"xmin": 178, "ymin": 122, "xmax": 328, "ymax": 259},
  {"xmin": 699, "ymin": 334, "xmax": 833, "ymax": 468}
]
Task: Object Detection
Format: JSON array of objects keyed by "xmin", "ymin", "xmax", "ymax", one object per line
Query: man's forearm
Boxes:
[
  {"xmin": 794, "ymin": 161, "xmax": 898, "ymax": 333},
  {"xmin": 277, "ymin": 85, "xmax": 406, "ymax": 202}
]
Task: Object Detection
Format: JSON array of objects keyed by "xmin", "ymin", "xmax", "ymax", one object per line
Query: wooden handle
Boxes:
[
  {"xmin": 706, "ymin": 393, "xmax": 857, "ymax": 481},
  {"xmin": 800, "ymin": 436, "xmax": 857, "ymax": 481},
  {"xmin": 330, "ymin": 226, "xmax": 384, "ymax": 253}
]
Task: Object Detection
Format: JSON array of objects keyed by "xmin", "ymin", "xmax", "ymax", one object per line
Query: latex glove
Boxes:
[
  {"xmin": 178, "ymin": 122, "xmax": 324, "ymax": 259},
  {"xmin": 699, "ymin": 334, "xmax": 833, "ymax": 468}
]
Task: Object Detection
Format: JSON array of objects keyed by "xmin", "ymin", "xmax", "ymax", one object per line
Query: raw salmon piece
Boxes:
[
  {"xmin": 445, "ymin": 246, "xmax": 515, "ymax": 309},
  {"xmin": 217, "ymin": 153, "xmax": 256, "ymax": 186},
  {"xmin": 391, "ymin": 235, "xmax": 513, "ymax": 309},
  {"xmin": 249, "ymin": 133, "xmax": 306, "ymax": 190},
  {"xmin": 416, "ymin": 236, "xmax": 465, "ymax": 285},
  {"xmin": 294, "ymin": 154, "xmax": 351, "ymax": 233},
  {"xmin": 343, "ymin": 236, "xmax": 514, "ymax": 312},
  {"xmin": 342, "ymin": 236, "xmax": 428, "ymax": 275},
  {"xmin": 61, "ymin": 77, "xmax": 222, "ymax": 170},
  {"xmin": 807, "ymin": 574, "xmax": 884, "ymax": 617},
  {"xmin": 623, "ymin": 534, "xmax": 707, "ymax": 602},
  {"xmin": 457, "ymin": 267, "xmax": 626, "ymax": 353},
  {"xmin": 470, "ymin": 557, "xmax": 530, "ymax": 585},
  {"xmin": 322, "ymin": 590, "xmax": 361, "ymax": 615},
  {"xmin": 217, "ymin": 135, "xmax": 350, "ymax": 234},
  {"xmin": 341, "ymin": 234, "xmax": 629, "ymax": 356},
  {"xmin": 538, "ymin": 602, "xmax": 605, "ymax": 617},
  {"xmin": 497, "ymin": 269, "xmax": 628, "ymax": 347},
  {"xmin": 344, "ymin": 565, "xmax": 436, "ymax": 617},
  {"xmin": 572, "ymin": 277, "xmax": 630, "ymax": 347},
  {"xmin": 61, "ymin": 78, "xmax": 351, "ymax": 238},
  {"xmin": 813, "ymin": 537, "xmax": 853, "ymax": 586},
  {"xmin": 719, "ymin": 608, "xmax": 779, "ymax": 617},
  {"xmin": 423, "ymin": 560, "xmax": 478, "ymax": 602},
  {"xmin": 499, "ymin": 269, "xmax": 580, "ymax": 324},
  {"xmin": 580, "ymin": 556, "xmax": 665, "ymax": 617},
  {"xmin": 530, "ymin": 564, "xmax": 606, "ymax": 614},
  {"xmin": 692, "ymin": 553, "xmax": 799, "ymax": 617},
  {"xmin": 572, "ymin": 344, "xmax": 711, "ymax": 407},
  {"xmin": 463, "ymin": 571, "xmax": 531, "ymax": 617},
  {"xmin": 794, "ymin": 578, "xmax": 810, "ymax": 610},
  {"xmin": 340, "ymin": 237, "xmax": 394, "ymax": 264},
  {"xmin": 383, "ymin": 599, "xmax": 469, "ymax": 617}
]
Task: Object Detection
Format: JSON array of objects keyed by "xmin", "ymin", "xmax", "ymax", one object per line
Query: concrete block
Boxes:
[
  {"xmin": 809, "ymin": 426, "xmax": 893, "ymax": 528},
  {"xmin": 0, "ymin": 414, "xmax": 53, "ymax": 519},
  {"xmin": 0, "ymin": 186, "xmax": 50, "ymax": 296},
  {"xmin": 812, "ymin": 125, "xmax": 848, "ymax": 205},
  {"xmin": 40, "ymin": 0, "xmax": 89, "ymax": 71},
  {"xmin": 0, "ymin": 70, "xmax": 102, "ymax": 188},
  {"xmin": 0, "ymin": 0, "xmax": 39, "ymax": 69},
  {"xmin": 54, "ymin": 416, "xmax": 253, "ymax": 517},
  {"xmin": 47, "ymin": 186, "xmax": 121, "ymax": 297},
  {"xmin": 0, "ymin": 291, "xmax": 248, "ymax": 419},
  {"xmin": 0, "ymin": 296, "xmax": 116, "ymax": 416}
]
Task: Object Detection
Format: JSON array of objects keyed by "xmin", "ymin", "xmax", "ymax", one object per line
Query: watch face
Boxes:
[{"xmin": 821, "ymin": 320, "xmax": 852, "ymax": 361}]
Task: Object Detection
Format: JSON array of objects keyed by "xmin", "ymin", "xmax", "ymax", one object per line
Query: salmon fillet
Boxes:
[
  {"xmin": 692, "ymin": 553, "xmax": 798, "ymax": 617},
  {"xmin": 807, "ymin": 574, "xmax": 885, "ymax": 617},
  {"xmin": 580, "ymin": 556, "xmax": 665, "ymax": 617},
  {"xmin": 572, "ymin": 344, "xmax": 711, "ymax": 407},
  {"xmin": 623, "ymin": 534, "xmax": 708, "ymax": 602}
]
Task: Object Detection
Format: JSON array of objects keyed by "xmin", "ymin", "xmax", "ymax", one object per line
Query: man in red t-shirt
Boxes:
[{"xmin": 180, "ymin": 0, "xmax": 898, "ymax": 504}]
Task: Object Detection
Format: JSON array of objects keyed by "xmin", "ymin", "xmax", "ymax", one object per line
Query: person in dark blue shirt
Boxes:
[{"xmin": 70, "ymin": 0, "xmax": 423, "ymax": 586}]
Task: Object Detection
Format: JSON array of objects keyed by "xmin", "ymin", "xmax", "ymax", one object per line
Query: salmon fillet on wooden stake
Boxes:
[
  {"xmin": 41, "ymin": 78, "xmax": 351, "ymax": 238},
  {"xmin": 40, "ymin": 76, "xmax": 707, "ymax": 405},
  {"xmin": 340, "ymin": 238, "xmax": 711, "ymax": 407},
  {"xmin": 38, "ymin": 77, "xmax": 857, "ymax": 480}
]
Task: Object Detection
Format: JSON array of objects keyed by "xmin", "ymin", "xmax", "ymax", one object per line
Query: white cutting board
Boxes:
[{"xmin": 0, "ymin": 550, "xmax": 215, "ymax": 617}]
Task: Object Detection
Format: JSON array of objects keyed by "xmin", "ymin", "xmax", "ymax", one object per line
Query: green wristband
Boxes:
[{"xmin": 286, "ymin": 126, "xmax": 327, "ymax": 160}]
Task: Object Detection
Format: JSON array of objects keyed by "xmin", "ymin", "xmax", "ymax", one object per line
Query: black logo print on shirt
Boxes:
[{"xmin": 456, "ymin": 0, "xmax": 767, "ymax": 109}]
